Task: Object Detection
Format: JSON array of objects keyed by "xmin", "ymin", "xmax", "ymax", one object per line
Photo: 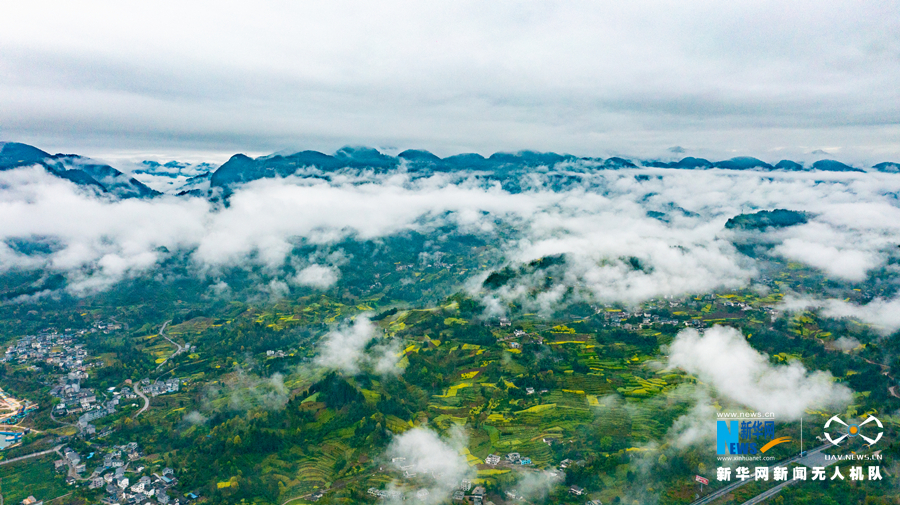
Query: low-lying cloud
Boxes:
[
  {"xmin": 1, "ymin": 164, "xmax": 899, "ymax": 317},
  {"xmin": 315, "ymin": 315, "xmax": 400, "ymax": 375},
  {"xmin": 780, "ymin": 294, "xmax": 900, "ymax": 336},
  {"xmin": 383, "ymin": 426, "xmax": 473, "ymax": 505},
  {"xmin": 668, "ymin": 326, "xmax": 852, "ymax": 420}
]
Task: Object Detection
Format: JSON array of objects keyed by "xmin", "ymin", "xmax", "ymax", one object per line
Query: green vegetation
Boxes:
[{"xmin": 0, "ymin": 245, "xmax": 897, "ymax": 505}]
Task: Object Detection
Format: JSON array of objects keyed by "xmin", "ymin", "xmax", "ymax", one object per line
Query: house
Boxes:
[
  {"xmin": 22, "ymin": 497, "xmax": 44, "ymax": 505},
  {"xmin": 508, "ymin": 342, "xmax": 521, "ymax": 349},
  {"xmin": 506, "ymin": 453, "xmax": 520, "ymax": 463},
  {"xmin": 484, "ymin": 454, "xmax": 500, "ymax": 465},
  {"xmin": 569, "ymin": 485, "xmax": 585, "ymax": 496}
]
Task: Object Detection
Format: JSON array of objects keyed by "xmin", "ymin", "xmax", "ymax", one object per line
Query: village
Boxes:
[{"xmin": 45, "ymin": 441, "xmax": 190, "ymax": 505}]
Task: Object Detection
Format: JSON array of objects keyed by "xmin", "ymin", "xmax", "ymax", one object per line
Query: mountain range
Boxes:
[
  {"xmin": 2, "ymin": 141, "xmax": 898, "ymax": 199},
  {"xmin": 0, "ymin": 142, "xmax": 158, "ymax": 198}
]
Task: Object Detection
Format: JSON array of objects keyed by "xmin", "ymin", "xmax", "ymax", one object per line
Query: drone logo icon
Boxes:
[{"xmin": 824, "ymin": 415, "xmax": 883, "ymax": 446}]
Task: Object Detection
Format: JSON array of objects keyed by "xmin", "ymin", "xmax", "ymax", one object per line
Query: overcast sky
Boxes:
[{"xmin": 2, "ymin": 1, "xmax": 899, "ymax": 163}]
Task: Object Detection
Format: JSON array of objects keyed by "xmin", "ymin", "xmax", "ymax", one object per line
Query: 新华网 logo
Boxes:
[{"xmin": 717, "ymin": 419, "xmax": 790, "ymax": 455}]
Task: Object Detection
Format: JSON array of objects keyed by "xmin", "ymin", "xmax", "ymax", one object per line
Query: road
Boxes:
[
  {"xmin": 738, "ymin": 479, "xmax": 797, "ymax": 505},
  {"xmin": 0, "ymin": 444, "xmax": 63, "ymax": 466},
  {"xmin": 687, "ymin": 444, "xmax": 829, "ymax": 505},
  {"xmin": 134, "ymin": 383, "xmax": 150, "ymax": 418},
  {"xmin": 155, "ymin": 320, "xmax": 185, "ymax": 370},
  {"xmin": 49, "ymin": 410, "xmax": 73, "ymax": 427}
]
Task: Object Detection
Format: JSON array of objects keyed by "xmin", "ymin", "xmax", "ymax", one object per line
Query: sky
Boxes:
[{"xmin": 2, "ymin": 1, "xmax": 899, "ymax": 163}]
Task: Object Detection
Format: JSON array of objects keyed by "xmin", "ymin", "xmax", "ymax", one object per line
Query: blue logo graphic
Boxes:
[{"xmin": 717, "ymin": 420, "xmax": 783, "ymax": 455}]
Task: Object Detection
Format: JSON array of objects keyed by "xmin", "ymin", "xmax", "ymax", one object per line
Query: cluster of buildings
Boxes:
[
  {"xmin": 3, "ymin": 331, "xmax": 90, "ymax": 370},
  {"xmin": 139, "ymin": 377, "xmax": 183, "ymax": 397},
  {"xmin": 451, "ymin": 483, "xmax": 486, "ymax": 504},
  {"xmin": 56, "ymin": 442, "xmax": 185, "ymax": 505},
  {"xmin": 366, "ymin": 488, "xmax": 403, "ymax": 500},
  {"xmin": 602, "ymin": 311, "xmax": 681, "ymax": 329},
  {"xmin": 50, "ymin": 376, "xmax": 133, "ymax": 435},
  {"xmin": 485, "ymin": 452, "xmax": 531, "ymax": 466},
  {"xmin": 96, "ymin": 468, "xmax": 180, "ymax": 505}
]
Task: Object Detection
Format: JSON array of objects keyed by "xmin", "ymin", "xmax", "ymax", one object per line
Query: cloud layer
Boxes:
[
  {"xmin": 2, "ymin": 164, "xmax": 900, "ymax": 321},
  {"xmin": 668, "ymin": 326, "xmax": 852, "ymax": 419}
]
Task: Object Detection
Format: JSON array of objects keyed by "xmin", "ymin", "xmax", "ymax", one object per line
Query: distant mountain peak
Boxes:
[{"xmin": 0, "ymin": 142, "xmax": 158, "ymax": 198}]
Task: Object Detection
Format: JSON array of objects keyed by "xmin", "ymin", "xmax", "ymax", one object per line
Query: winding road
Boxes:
[
  {"xmin": 134, "ymin": 383, "xmax": 150, "ymax": 418},
  {"xmin": 155, "ymin": 320, "xmax": 185, "ymax": 370}
]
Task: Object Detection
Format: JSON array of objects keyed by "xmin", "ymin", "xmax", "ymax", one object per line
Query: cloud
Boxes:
[
  {"xmin": 780, "ymin": 294, "xmax": 900, "ymax": 336},
  {"xmin": 292, "ymin": 264, "xmax": 339, "ymax": 288},
  {"xmin": 668, "ymin": 326, "xmax": 852, "ymax": 420},
  {"xmin": 665, "ymin": 388, "xmax": 720, "ymax": 450},
  {"xmin": 383, "ymin": 426, "xmax": 473, "ymax": 505},
  {"xmin": 223, "ymin": 371, "xmax": 290, "ymax": 411},
  {"xmin": 833, "ymin": 336, "xmax": 861, "ymax": 351},
  {"xmin": 508, "ymin": 470, "xmax": 564, "ymax": 502},
  {"xmin": 183, "ymin": 410, "xmax": 208, "ymax": 424},
  {"xmin": 315, "ymin": 315, "xmax": 400, "ymax": 375},
  {"xmin": 2, "ymin": 164, "xmax": 900, "ymax": 312}
]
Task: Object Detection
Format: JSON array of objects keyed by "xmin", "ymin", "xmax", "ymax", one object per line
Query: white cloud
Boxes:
[
  {"xmin": 780, "ymin": 294, "xmax": 900, "ymax": 336},
  {"xmin": 2, "ymin": 164, "xmax": 900, "ymax": 311},
  {"xmin": 223, "ymin": 370, "xmax": 290, "ymax": 411},
  {"xmin": 183, "ymin": 410, "xmax": 208, "ymax": 424},
  {"xmin": 833, "ymin": 336, "xmax": 861, "ymax": 351},
  {"xmin": 383, "ymin": 426, "xmax": 473, "ymax": 505},
  {"xmin": 668, "ymin": 326, "xmax": 852, "ymax": 420},
  {"xmin": 315, "ymin": 315, "xmax": 400, "ymax": 375},
  {"xmin": 292, "ymin": 264, "xmax": 339, "ymax": 288},
  {"xmin": 509, "ymin": 470, "xmax": 563, "ymax": 502}
]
